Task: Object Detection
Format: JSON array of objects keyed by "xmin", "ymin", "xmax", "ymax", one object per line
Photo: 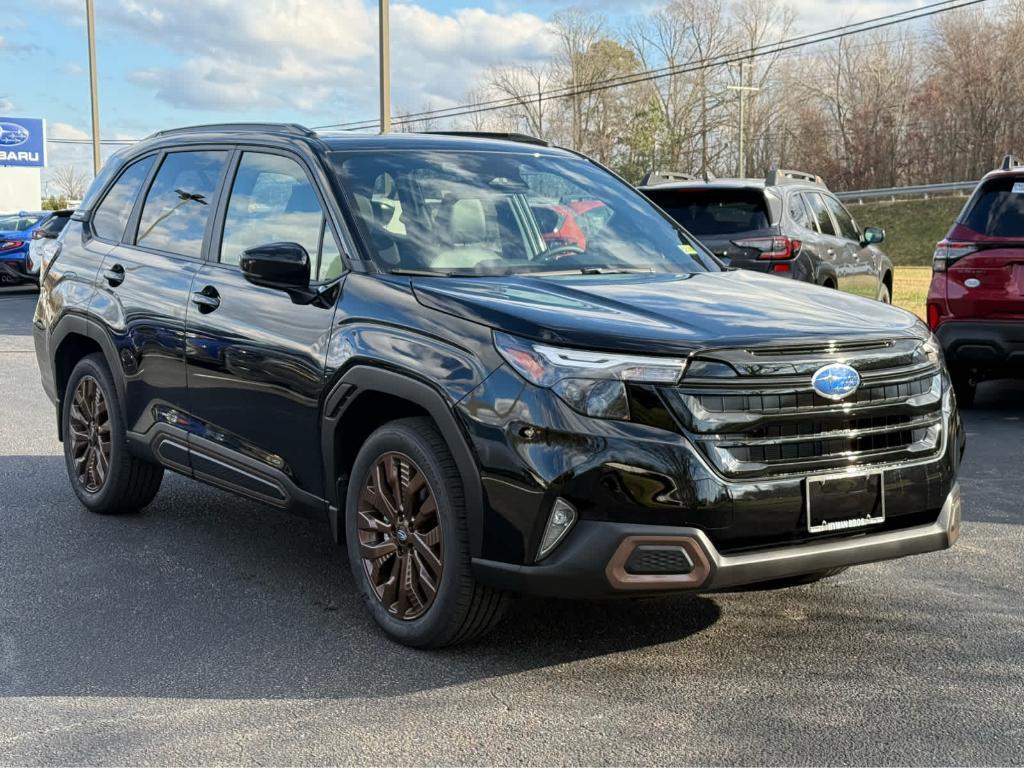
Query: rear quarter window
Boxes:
[
  {"xmin": 646, "ymin": 188, "xmax": 771, "ymax": 236},
  {"xmin": 961, "ymin": 176, "xmax": 1024, "ymax": 237}
]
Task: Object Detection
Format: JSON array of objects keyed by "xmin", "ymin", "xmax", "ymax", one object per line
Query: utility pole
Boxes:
[
  {"xmin": 378, "ymin": 0, "xmax": 391, "ymax": 133},
  {"xmin": 85, "ymin": 0, "xmax": 101, "ymax": 175},
  {"xmin": 727, "ymin": 60, "xmax": 759, "ymax": 178}
]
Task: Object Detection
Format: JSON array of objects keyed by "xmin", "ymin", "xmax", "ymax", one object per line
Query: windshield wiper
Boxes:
[
  {"xmin": 388, "ymin": 268, "xmax": 460, "ymax": 277},
  {"xmin": 530, "ymin": 266, "xmax": 658, "ymax": 276}
]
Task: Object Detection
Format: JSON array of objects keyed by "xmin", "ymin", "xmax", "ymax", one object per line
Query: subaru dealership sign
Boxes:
[{"xmin": 0, "ymin": 117, "xmax": 46, "ymax": 167}]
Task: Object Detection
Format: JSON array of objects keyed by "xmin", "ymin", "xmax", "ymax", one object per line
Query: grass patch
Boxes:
[
  {"xmin": 846, "ymin": 195, "xmax": 966, "ymax": 266},
  {"xmin": 893, "ymin": 265, "xmax": 932, "ymax": 319}
]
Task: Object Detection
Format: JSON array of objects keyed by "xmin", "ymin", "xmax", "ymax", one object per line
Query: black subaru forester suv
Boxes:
[{"xmin": 34, "ymin": 124, "xmax": 964, "ymax": 647}]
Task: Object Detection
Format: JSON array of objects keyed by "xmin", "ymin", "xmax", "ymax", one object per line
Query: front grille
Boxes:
[{"xmin": 665, "ymin": 338, "xmax": 946, "ymax": 479}]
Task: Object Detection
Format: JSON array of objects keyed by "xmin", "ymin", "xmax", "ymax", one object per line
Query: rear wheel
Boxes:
[
  {"xmin": 62, "ymin": 354, "xmax": 163, "ymax": 513},
  {"xmin": 878, "ymin": 283, "xmax": 892, "ymax": 304},
  {"xmin": 345, "ymin": 417, "xmax": 508, "ymax": 647}
]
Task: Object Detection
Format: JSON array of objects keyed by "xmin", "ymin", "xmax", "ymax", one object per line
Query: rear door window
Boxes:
[
  {"xmin": 804, "ymin": 193, "xmax": 837, "ymax": 237},
  {"xmin": 962, "ymin": 176, "xmax": 1024, "ymax": 236},
  {"xmin": 644, "ymin": 188, "xmax": 771, "ymax": 236},
  {"xmin": 136, "ymin": 150, "xmax": 228, "ymax": 258},
  {"xmin": 91, "ymin": 156, "xmax": 156, "ymax": 242},
  {"xmin": 787, "ymin": 193, "xmax": 815, "ymax": 230}
]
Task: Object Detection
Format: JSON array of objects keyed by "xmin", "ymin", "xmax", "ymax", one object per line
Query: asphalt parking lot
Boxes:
[{"xmin": 0, "ymin": 286, "xmax": 1022, "ymax": 766}]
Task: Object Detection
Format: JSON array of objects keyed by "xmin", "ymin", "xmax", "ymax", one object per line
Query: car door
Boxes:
[
  {"xmin": 803, "ymin": 191, "xmax": 853, "ymax": 292},
  {"xmin": 91, "ymin": 149, "xmax": 230, "ymax": 445},
  {"xmin": 183, "ymin": 147, "xmax": 345, "ymax": 508},
  {"xmin": 823, "ymin": 193, "xmax": 881, "ymax": 300}
]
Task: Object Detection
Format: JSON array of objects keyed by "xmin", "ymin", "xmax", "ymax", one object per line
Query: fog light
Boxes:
[{"xmin": 537, "ymin": 498, "xmax": 576, "ymax": 561}]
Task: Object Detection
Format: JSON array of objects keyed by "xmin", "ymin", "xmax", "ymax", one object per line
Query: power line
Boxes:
[
  {"xmin": 313, "ymin": 0, "xmax": 991, "ymax": 132},
  {"xmin": 47, "ymin": 138, "xmax": 137, "ymax": 145}
]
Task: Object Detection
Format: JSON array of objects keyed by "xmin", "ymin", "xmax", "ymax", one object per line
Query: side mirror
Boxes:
[
  {"xmin": 240, "ymin": 242, "xmax": 312, "ymax": 296},
  {"xmin": 861, "ymin": 226, "xmax": 885, "ymax": 246}
]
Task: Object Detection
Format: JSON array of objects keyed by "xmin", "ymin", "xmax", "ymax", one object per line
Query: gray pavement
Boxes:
[{"xmin": 0, "ymin": 289, "xmax": 1022, "ymax": 766}]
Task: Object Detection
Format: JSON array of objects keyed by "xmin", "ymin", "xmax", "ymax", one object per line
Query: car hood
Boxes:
[{"xmin": 412, "ymin": 270, "xmax": 923, "ymax": 354}]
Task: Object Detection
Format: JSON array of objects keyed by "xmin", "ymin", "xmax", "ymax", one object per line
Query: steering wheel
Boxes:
[{"xmin": 535, "ymin": 244, "xmax": 585, "ymax": 264}]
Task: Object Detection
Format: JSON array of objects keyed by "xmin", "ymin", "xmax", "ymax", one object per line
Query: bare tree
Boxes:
[{"xmin": 51, "ymin": 165, "xmax": 89, "ymax": 201}]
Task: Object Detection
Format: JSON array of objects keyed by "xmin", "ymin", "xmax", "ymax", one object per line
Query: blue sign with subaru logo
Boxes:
[
  {"xmin": 0, "ymin": 117, "xmax": 46, "ymax": 168},
  {"xmin": 811, "ymin": 363, "xmax": 861, "ymax": 401}
]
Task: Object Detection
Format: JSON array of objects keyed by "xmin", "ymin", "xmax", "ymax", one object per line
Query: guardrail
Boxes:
[{"xmin": 836, "ymin": 180, "xmax": 978, "ymax": 204}]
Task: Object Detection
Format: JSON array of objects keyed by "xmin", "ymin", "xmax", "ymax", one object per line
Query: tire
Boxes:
[
  {"xmin": 951, "ymin": 372, "xmax": 976, "ymax": 408},
  {"xmin": 345, "ymin": 417, "xmax": 508, "ymax": 648},
  {"xmin": 878, "ymin": 283, "xmax": 892, "ymax": 304},
  {"xmin": 62, "ymin": 354, "xmax": 164, "ymax": 514}
]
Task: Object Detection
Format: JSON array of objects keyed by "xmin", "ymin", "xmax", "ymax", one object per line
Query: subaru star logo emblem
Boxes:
[
  {"xmin": 0, "ymin": 122, "xmax": 30, "ymax": 147},
  {"xmin": 811, "ymin": 363, "xmax": 861, "ymax": 401}
]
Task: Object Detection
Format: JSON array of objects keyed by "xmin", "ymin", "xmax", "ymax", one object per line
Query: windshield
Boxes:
[
  {"xmin": 0, "ymin": 214, "xmax": 42, "ymax": 232},
  {"xmin": 643, "ymin": 188, "xmax": 771, "ymax": 237},
  {"xmin": 330, "ymin": 150, "xmax": 719, "ymax": 276}
]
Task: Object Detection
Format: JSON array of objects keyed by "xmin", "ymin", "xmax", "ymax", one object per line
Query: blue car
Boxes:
[{"xmin": 0, "ymin": 210, "xmax": 47, "ymax": 285}]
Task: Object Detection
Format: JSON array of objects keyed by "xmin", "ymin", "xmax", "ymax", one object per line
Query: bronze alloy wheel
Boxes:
[
  {"xmin": 357, "ymin": 451, "xmax": 444, "ymax": 621},
  {"xmin": 68, "ymin": 375, "xmax": 112, "ymax": 493}
]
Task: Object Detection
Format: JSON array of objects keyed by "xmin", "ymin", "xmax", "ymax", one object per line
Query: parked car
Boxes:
[
  {"xmin": 0, "ymin": 210, "xmax": 47, "ymax": 285},
  {"xmin": 530, "ymin": 199, "xmax": 609, "ymax": 250},
  {"xmin": 34, "ymin": 125, "xmax": 963, "ymax": 647},
  {"xmin": 928, "ymin": 154, "xmax": 1024, "ymax": 406},
  {"xmin": 27, "ymin": 209, "xmax": 74, "ymax": 281},
  {"xmin": 638, "ymin": 169, "xmax": 893, "ymax": 302}
]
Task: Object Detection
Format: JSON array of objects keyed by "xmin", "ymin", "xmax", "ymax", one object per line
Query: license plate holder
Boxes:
[{"xmin": 806, "ymin": 471, "xmax": 885, "ymax": 534}]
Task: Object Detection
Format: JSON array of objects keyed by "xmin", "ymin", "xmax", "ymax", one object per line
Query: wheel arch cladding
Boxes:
[
  {"xmin": 322, "ymin": 365, "xmax": 486, "ymax": 556},
  {"xmin": 51, "ymin": 316, "xmax": 128, "ymax": 441}
]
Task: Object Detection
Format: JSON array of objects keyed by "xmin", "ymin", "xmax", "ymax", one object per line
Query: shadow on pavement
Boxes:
[
  {"xmin": 0, "ymin": 455, "xmax": 721, "ymax": 702},
  {"xmin": 957, "ymin": 380, "xmax": 1024, "ymax": 527},
  {"xmin": 0, "ymin": 287, "xmax": 38, "ymax": 336}
]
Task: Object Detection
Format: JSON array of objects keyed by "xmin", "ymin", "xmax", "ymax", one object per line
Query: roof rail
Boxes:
[
  {"xmin": 422, "ymin": 131, "xmax": 550, "ymax": 147},
  {"xmin": 639, "ymin": 169, "xmax": 701, "ymax": 186},
  {"xmin": 144, "ymin": 123, "xmax": 318, "ymax": 140},
  {"xmin": 766, "ymin": 167, "xmax": 826, "ymax": 187},
  {"xmin": 1000, "ymin": 154, "xmax": 1023, "ymax": 171}
]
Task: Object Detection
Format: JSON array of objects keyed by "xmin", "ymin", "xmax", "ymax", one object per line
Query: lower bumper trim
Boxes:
[{"xmin": 472, "ymin": 483, "xmax": 960, "ymax": 598}]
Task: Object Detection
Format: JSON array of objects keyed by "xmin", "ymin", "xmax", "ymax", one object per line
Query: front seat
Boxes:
[{"xmin": 430, "ymin": 199, "xmax": 498, "ymax": 269}]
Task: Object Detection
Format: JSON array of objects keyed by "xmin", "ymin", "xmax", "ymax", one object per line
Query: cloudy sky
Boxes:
[{"xmin": 0, "ymin": 0, "xmax": 926, "ymax": 189}]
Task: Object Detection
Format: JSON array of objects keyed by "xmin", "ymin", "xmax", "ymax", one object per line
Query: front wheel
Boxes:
[
  {"xmin": 344, "ymin": 417, "xmax": 508, "ymax": 647},
  {"xmin": 878, "ymin": 283, "xmax": 892, "ymax": 304}
]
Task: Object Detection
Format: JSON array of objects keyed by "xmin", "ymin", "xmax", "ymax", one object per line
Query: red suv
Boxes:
[{"xmin": 928, "ymin": 155, "xmax": 1024, "ymax": 406}]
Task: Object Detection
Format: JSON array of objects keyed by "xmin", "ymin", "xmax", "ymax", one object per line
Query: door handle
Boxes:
[
  {"xmin": 191, "ymin": 286, "xmax": 221, "ymax": 313},
  {"xmin": 103, "ymin": 264, "xmax": 125, "ymax": 287}
]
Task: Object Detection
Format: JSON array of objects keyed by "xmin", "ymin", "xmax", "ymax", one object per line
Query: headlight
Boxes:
[
  {"xmin": 922, "ymin": 333, "xmax": 944, "ymax": 367},
  {"xmin": 494, "ymin": 331, "xmax": 688, "ymax": 420}
]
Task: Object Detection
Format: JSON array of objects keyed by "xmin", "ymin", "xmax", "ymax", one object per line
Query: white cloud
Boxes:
[
  {"xmin": 0, "ymin": 97, "xmax": 15, "ymax": 113},
  {"xmin": 45, "ymin": 0, "xmax": 555, "ymax": 121},
  {"xmin": 48, "ymin": 122, "xmax": 91, "ymax": 141}
]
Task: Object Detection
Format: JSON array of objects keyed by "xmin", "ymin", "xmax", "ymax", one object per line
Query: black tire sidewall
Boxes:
[
  {"xmin": 344, "ymin": 421, "xmax": 468, "ymax": 647},
  {"xmin": 62, "ymin": 354, "xmax": 128, "ymax": 510}
]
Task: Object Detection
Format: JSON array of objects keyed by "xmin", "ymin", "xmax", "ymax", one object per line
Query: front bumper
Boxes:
[
  {"xmin": 937, "ymin": 319, "xmax": 1024, "ymax": 376},
  {"xmin": 473, "ymin": 483, "xmax": 961, "ymax": 598}
]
